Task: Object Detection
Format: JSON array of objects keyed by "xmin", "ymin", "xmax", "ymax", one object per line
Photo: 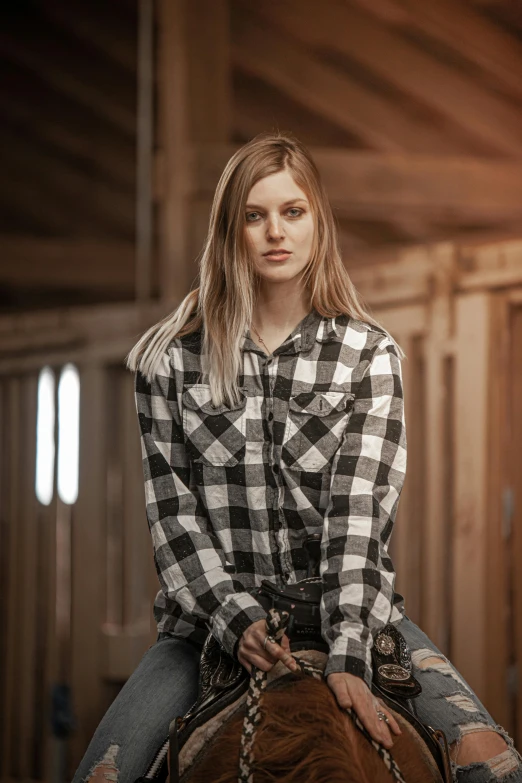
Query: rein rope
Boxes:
[{"xmin": 238, "ymin": 608, "xmax": 406, "ymax": 783}]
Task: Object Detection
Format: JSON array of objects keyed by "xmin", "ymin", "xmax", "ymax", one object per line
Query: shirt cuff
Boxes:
[
  {"xmin": 210, "ymin": 592, "xmax": 267, "ymax": 657},
  {"xmin": 324, "ymin": 635, "xmax": 373, "ymax": 690}
]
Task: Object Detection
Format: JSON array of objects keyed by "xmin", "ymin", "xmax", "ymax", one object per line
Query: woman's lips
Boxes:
[{"xmin": 263, "ymin": 252, "xmax": 292, "ymax": 262}]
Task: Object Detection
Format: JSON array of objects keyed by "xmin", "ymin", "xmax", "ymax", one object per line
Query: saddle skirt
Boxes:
[
  {"xmin": 176, "ymin": 648, "xmax": 327, "ymax": 780},
  {"xmin": 169, "ymin": 634, "xmax": 452, "ymax": 783}
]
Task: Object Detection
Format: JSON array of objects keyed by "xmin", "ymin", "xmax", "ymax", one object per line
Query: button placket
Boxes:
[{"xmin": 265, "ymin": 356, "xmax": 280, "ymax": 476}]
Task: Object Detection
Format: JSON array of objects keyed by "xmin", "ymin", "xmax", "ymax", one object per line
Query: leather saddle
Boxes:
[{"xmin": 169, "ymin": 575, "xmax": 453, "ymax": 783}]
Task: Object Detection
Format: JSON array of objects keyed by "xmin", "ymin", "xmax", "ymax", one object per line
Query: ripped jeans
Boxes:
[
  {"xmin": 398, "ymin": 613, "xmax": 522, "ymax": 782},
  {"xmin": 72, "ymin": 618, "xmax": 522, "ymax": 783},
  {"xmin": 71, "ymin": 634, "xmax": 200, "ymax": 783}
]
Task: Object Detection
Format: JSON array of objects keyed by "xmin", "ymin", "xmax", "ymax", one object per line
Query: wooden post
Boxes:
[
  {"xmin": 485, "ymin": 292, "xmax": 511, "ymax": 727},
  {"xmin": 136, "ymin": 0, "xmax": 155, "ymax": 303},
  {"xmin": 422, "ymin": 245, "xmax": 455, "ymax": 651},
  {"xmin": 157, "ymin": 0, "xmax": 231, "ymax": 301},
  {"xmin": 452, "ymin": 293, "xmax": 490, "ymax": 699},
  {"xmin": 157, "ymin": 0, "xmax": 191, "ymax": 301},
  {"xmin": 69, "ymin": 364, "xmax": 108, "ymax": 772},
  {"xmin": 506, "ymin": 299, "xmax": 522, "ymax": 747}
]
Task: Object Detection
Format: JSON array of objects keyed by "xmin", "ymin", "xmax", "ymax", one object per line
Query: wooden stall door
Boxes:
[
  {"xmin": 372, "ymin": 304, "xmax": 428, "ymax": 627},
  {"xmin": 0, "ymin": 359, "xmax": 158, "ymax": 782},
  {"xmin": 507, "ymin": 301, "xmax": 522, "ymax": 749}
]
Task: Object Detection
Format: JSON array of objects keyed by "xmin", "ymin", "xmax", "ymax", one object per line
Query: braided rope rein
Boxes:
[{"xmin": 238, "ymin": 608, "xmax": 406, "ymax": 783}]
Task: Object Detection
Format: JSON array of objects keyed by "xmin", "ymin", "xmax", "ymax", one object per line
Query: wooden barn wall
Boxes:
[
  {"xmin": 0, "ymin": 303, "xmax": 164, "ymax": 781},
  {"xmin": 1, "ymin": 236, "xmax": 522, "ymax": 779}
]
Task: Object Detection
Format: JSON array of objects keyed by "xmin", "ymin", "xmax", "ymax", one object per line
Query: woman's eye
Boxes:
[{"xmin": 245, "ymin": 208, "xmax": 303, "ymax": 222}]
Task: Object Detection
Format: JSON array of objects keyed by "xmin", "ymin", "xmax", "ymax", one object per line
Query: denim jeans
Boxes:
[
  {"xmin": 71, "ymin": 634, "xmax": 200, "ymax": 782},
  {"xmin": 398, "ymin": 614, "xmax": 522, "ymax": 782}
]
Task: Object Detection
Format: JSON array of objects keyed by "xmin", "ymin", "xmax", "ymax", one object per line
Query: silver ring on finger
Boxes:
[
  {"xmin": 376, "ymin": 710, "xmax": 390, "ymax": 724},
  {"xmin": 263, "ymin": 633, "xmax": 275, "ymax": 651}
]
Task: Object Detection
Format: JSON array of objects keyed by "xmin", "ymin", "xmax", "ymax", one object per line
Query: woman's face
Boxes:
[{"xmin": 244, "ymin": 169, "xmax": 315, "ymax": 286}]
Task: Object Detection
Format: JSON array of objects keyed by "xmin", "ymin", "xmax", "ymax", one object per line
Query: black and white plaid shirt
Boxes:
[{"xmin": 135, "ymin": 307, "xmax": 407, "ymax": 687}]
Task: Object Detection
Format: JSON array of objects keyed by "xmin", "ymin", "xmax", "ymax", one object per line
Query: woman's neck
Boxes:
[
  {"xmin": 250, "ymin": 290, "xmax": 313, "ymax": 356},
  {"xmin": 252, "ymin": 290, "xmax": 312, "ymax": 336}
]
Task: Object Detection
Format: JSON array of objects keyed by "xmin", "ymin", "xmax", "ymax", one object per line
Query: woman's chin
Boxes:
[{"xmin": 255, "ymin": 264, "xmax": 305, "ymax": 284}]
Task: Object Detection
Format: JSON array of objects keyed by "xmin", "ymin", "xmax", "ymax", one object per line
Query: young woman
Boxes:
[{"xmin": 73, "ymin": 133, "xmax": 522, "ymax": 782}]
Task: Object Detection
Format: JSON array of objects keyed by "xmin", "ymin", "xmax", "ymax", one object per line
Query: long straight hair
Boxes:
[{"xmin": 126, "ymin": 131, "xmax": 400, "ymax": 407}]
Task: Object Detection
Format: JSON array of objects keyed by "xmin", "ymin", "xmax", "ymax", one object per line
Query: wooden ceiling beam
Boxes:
[
  {"xmin": 234, "ymin": 77, "xmax": 366, "ymax": 148},
  {"xmin": 0, "ymin": 31, "xmax": 135, "ymax": 137},
  {"xmin": 230, "ymin": 7, "xmax": 457, "ymax": 154},
  {"xmin": 191, "ymin": 145, "xmax": 522, "ymax": 224},
  {"xmin": 184, "ymin": 0, "xmax": 232, "ymax": 143},
  {"xmin": 259, "ymin": 0, "xmax": 522, "ymax": 157},
  {"xmin": 42, "ymin": 0, "xmax": 136, "ymax": 72},
  {"xmin": 0, "ymin": 176, "xmax": 80, "ymax": 236},
  {"xmin": 0, "ymin": 100, "xmax": 134, "ymax": 190},
  {"xmin": 353, "ymin": 0, "xmax": 522, "ymax": 103},
  {"xmin": 0, "ymin": 128, "xmax": 134, "ymax": 238},
  {"xmin": 0, "ymin": 238, "xmax": 135, "ymax": 292}
]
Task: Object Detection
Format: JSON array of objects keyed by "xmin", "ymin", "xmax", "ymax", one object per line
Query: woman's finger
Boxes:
[
  {"xmin": 263, "ymin": 637, "xmax": 299, "ymax": 672},
  {"xmin": 242, "ymin": 632, "xmax": 298, "ymax": 673},
  {"xmin": 374, "ymin": 698, "xmax": 402, "ymax": 736},
  {"xmin": 353, "ymin": 693, "xmax": 394, "ymax": 748}
]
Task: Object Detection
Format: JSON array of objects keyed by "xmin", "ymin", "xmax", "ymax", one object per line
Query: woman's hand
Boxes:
[
  {"xmin": 237, "ymin": 619, "xmax": 298, "ymax": 674},
  {"xmin": 327, "ymin": 672, "xmax": 402, "ymax": 749}
]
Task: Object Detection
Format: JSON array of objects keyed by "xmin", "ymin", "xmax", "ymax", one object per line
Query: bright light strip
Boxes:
[
  {"xmin": 57, "ymin": 363, "xmax": 80, "ymax": 505},
  {"xmin": 36, "ymin": 367, "xmax": 56, "ymax": 506}
]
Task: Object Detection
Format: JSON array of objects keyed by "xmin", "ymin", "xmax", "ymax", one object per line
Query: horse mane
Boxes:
[{"xmin": 185, "ymin": 677, "xmax": 396, "ymax": 782}]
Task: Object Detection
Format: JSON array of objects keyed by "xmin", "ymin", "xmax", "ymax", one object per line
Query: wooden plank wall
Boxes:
[
  {"xmin": 357, "ymin": 237, "xmax": 522, "ymax": 740},
  {"xmin": 0, "ymin": 302, "xmax": 165, "ymax": 782},
  {"xmin": 2, "ymin": 237, "xmax": 522, "ymax": 778}
]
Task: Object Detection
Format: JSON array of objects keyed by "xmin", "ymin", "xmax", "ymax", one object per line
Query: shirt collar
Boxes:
[{"xmin": 241, "ymin": 307, "xmax": 341, "ymax": 356}]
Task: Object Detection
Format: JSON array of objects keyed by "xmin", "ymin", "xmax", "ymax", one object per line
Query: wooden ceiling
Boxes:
[
  {"xmin": 0, "ymin": 0, "xmax": 137, "ymax": 311},
  {"xmin": 1, "ymin": 0, "xmax": 522, "ymax": 312}
]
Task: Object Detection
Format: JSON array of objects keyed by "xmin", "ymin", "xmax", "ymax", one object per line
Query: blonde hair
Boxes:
[{"xmin": 126, "ymin": 131, "xmax": 400, "ymax": 407}]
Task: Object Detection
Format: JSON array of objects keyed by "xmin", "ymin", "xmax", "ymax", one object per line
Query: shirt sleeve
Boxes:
[
  {"xmin": 320, "ymin": 335, "xmax": 407, "ymax": 688},
  {"xmin": 134, "ymin": 346, "xmax": 266, "ymax": 656}
]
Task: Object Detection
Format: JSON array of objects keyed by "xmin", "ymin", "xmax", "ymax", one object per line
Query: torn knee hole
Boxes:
[
  {"xmin": 450, "ymin": 727, "xmax": 516, "ymax": 773},
  {"xmin": 86, "ymin": 744, "xmax": 119, "ymax": 782},
  {"xmin": 416, "ymin": 655, "xmax": 445, "ymax": 668},
  {"xmin": 411, "ymin": 648, "xmax": 472, "ymax": 690},
  {"xmin": 444, "ymin": 692, "xmax": 481, "ymax": 713},
  {"xmin": 411, "ymin": 648, "xmax": 447, "ymax": 669}
]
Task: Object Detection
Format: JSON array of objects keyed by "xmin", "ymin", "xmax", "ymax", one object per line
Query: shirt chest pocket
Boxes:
[
  {"xmin": 282, "ymin": 390, "xmax": 355, "ymax": 472},
  {"xmin": 182, "ymin": 384, "xmax": 248, "ymax": 467}
]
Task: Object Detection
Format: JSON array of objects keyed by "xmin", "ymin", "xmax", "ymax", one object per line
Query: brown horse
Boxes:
[{"xmin": 171, "ymin": 650, "xmax": 444, "ymax": 783}]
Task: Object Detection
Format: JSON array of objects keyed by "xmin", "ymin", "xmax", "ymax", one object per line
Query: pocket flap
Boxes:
[
  {"xmin": 182, "ymin": 384, "xmax": 247, "ymax": 415},
  {"xmin": 288, "ymin": 390, "xmax": 354, "ymax": 416}
]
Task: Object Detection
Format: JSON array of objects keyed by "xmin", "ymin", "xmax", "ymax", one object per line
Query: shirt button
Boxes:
[{"xmin": 268, "ymin": 412, "xmax": 273, "ymax": 421}]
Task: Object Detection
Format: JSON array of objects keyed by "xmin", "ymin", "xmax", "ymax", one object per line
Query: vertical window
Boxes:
[
  {"xmin": 57, "ymin": 363, "xmax": 80, "ymax": 505},
  {"xmin": 35, "ymin": 366, "xmax": 56, "ymax": 506}
]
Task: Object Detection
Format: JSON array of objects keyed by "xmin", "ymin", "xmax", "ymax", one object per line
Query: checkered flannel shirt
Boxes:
[{"xmin": 135, "ymin": 307, "xmax": 407, "ymax": 688}]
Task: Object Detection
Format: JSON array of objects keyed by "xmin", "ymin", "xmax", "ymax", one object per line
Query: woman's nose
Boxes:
[{"xmin": 266, "ymin": 216, "xmax": 284, "ymax": 239}]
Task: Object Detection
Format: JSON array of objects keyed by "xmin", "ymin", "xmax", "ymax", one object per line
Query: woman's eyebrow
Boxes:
[{"xmin": 245, "ymin": 198, "xmax": 308, "ymax": 209}]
